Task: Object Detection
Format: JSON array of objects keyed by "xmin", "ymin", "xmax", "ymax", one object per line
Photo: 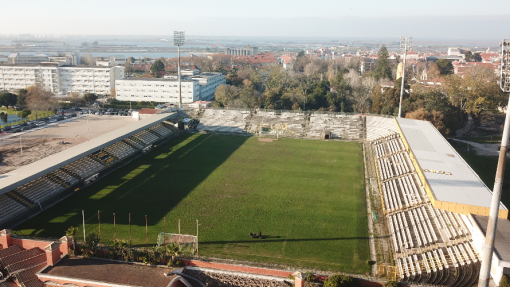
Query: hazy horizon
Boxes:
[{"xmin": 1, "ymin": 0, "xmax": 509, "ymax": 39}]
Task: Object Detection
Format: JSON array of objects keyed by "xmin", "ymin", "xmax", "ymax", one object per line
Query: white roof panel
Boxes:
[{"xmin": 397, "ymin": 118, "xmax": 506, "ymax": 210}]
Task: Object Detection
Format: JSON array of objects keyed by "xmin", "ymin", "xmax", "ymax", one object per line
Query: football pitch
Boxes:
[{"xmin": 14, "ymin": 134, "xmax": 369, "ymax": 273}]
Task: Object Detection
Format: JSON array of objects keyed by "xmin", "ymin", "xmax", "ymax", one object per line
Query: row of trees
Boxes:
[{"xmin": 213, "ymin": 45, "xmax": 503, "ymax": 136}]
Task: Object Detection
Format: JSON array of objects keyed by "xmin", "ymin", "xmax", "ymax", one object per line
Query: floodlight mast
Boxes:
[
  {"xmin": 398, "ymin": 36, "xmax": 411, "ymax": 118},
  {"xmin": 478, "ymin": 39, "xmax": 510, "ymax": 287},
  {"xmin": 174, "ymin": 31, "xmax": 185, "ymax": 109}
]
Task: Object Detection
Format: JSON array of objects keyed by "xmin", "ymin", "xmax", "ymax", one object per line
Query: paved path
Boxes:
[{"xmin": 450, "ymin": 138, "xmax": 503, "ymax": 157}]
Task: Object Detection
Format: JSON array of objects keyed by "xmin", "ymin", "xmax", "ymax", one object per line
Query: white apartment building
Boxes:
[
  {"xmin": 115, "ymin": 78, "xmax": 200, "ymax": 104},
  {"xmin": 7, "ymin": 52, "xmax": 80, "ymax": 66},
  {"xmin": 0, "ymin": 64, "xmax": 124, "ymax": 95},
  {"xmin": 191, "ymin": 72, "xmax": 226, "ymax": 101}
]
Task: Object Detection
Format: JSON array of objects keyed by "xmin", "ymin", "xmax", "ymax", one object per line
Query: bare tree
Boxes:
[
  {"xmin": 80, "ymin": 54, "xmax": 96, "ymax": 66},
  {"xmin": 25, "ymin": 85, "xmax": 57, "ymax": 119},
  {"xmin": 344, "ymin": 69, "xmax": 378, "ymax": 113}
]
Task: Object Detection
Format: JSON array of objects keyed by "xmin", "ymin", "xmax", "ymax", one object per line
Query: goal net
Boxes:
[{"xmin": 157, "ymin": 233, "xmax": 198, "ymax": 256}]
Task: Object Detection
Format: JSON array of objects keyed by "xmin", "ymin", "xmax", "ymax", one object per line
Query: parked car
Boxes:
[
  {"xmin": 36, "ymin": 121, "xmax": 46, "ymax": 126},
  {"xmin": 49, "ymin": 118, "xmax": 57, "ymax": 123}
]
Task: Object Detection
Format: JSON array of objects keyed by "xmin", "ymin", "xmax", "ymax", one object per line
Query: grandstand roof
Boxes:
[
  {"xmin": 396, "ymin": 118, "xmax": 507, "ymax": 210},
  {"xmin": 0, "ymin": 113, "xmax": 176, "ymax": 195}
]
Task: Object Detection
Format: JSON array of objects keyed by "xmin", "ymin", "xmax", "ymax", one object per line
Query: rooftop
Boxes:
[
  {"xmin": 397, "ymin": 118, "xmax": 507, "ymax": 211},
  {"xmin": 119, "ymin": 78, "xmax": 194, "ymax": 82},
  {"xmin": 40, "ymin": 257, "xmax": 176, "ymax": 287}
]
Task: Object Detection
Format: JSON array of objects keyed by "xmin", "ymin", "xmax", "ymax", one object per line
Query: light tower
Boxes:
[
  {"xmin": 174, "ymin": 31, "xmax": 185, "ymax": 109},
  {"xmin": 398, "ymin": 36, "xmax": 412, "ymax": 118},
  {"xmin": 478, "ymin": 39, "xmax": 510, "ymax": 287}
]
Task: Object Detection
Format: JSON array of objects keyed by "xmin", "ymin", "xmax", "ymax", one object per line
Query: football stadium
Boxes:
[{"xmin": 1, "ymin": 108, "xmax": 510, "ymax": 287}]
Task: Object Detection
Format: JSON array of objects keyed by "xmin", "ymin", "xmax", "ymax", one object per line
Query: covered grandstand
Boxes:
[
  {"xmin": 0, "ymin": 112, "xmax": 183, "ymax": 229},
  {"xmin": 367, "ymin": 116, "xmax": 509, "ymax": 286}
]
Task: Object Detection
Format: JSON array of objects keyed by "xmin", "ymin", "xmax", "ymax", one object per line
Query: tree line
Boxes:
[{"xmin": 212, "ymin": 46, "xmax": 504, "ymax": 136}]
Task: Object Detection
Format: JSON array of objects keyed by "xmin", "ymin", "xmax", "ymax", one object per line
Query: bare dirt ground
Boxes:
[{"xmin": 0, "ymin": 115, "xmax": 138, "ymax": 175}]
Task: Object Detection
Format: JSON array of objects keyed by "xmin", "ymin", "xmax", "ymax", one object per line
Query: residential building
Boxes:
[
  {"xmin": 7, "ymin": 52, "xmax": 80, "ymax": 65},
  {"xmin": 190, "ymin": 72, "xmax": 226, "ymax": 100},
  {"xmin": 7, "ymin": 53, "xmax": 49, "ymax": 65},
  {"xmin": 225, "ymin": 46, "xmax": 258, "ymax": 56},
  {"xmin": 115, "ymin": 78, "xmax": 200, "ymax": 104},
  {"xmin": 0, "ymin": 64, "xmax": 124, "ymax": 95},
  {"xmin": 447, "ymin": 47, "xmax": 465, "ymax": 59}
]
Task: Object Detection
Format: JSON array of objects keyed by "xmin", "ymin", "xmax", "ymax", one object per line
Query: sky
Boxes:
[{"xmin": 1, "ymin": 0, "xmax": 510, "ymax": 39}]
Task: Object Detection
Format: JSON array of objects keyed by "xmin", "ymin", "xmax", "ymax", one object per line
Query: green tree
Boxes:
[
  {"xmin": 384, "ymin": 281, "xmax": 402, "ymax": 287},
  {"xmin": 473, "ymin": 53, "xmax": 482, "ymax": 62},
  {"xmin": 0, "ymin": 92, "xmax": 17, "ymax": 107},
  {"xmin": 82, "ymin": 231, "xmax": 100, "ymax": 257},
  {"xmin": 150, "ymin": 59, "xmax": 165, "ymax": 78},
  {"xmin": 0, "ymin": 112, "xmax": 7, "ymax": 123},
  {"xmin": 214, "ymin": 84, "xmax": 240, "ymax": 107},
  {"xmin": 239, "ymin": 85, "xmax": 258, "ymax": 108},
  {"xmin": 374, "ymin": 45, "xmax": 392, "ymax": 80},
  {"xmin": 436, "ymin": 59, "xmax": 453, "ymax": 75},
  {"xmin": 83, "ymin": 93, "xmax": 98, "ymax": 105},
  {"xmin": 17, "ymin": 89, "xmax": 28, "ymax": 106},
  {"xmin": 18, "ymin": 110, "xmax": 31, "ymax": 121},
  {"xmin": 323, "ymin": 274, "xmax": 360, "ymax": 287},
  {"xmin": 66, "ymin": 226, "xmax": 79, "ymax": 252},
  {"xmin": 463, "ymin": 51, "xmax": 473, "ymax": 62},
  {"xmin": 500, "ymin": 274, "xmax": 510, "ymax": 287}
]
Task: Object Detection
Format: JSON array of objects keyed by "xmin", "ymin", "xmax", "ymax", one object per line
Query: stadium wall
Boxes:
[{"xmin": 393, "ymin": 119, "xmax": 509, "ymax": 219}]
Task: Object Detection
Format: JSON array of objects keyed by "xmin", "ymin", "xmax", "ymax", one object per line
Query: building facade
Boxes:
[
  {"xmin": 115, "ymin": 78, "xmax": 200, "ymax": 104},
  {"xmin": 7, "ymin": 52, "xmax": 80, "ymax": 66},
  {"xmin": 191, "ymin": 72, "xmax": 226, "ymax": 100},
  {"xmin": 0, "ymin": 64, "xmax": 124, "ymax": 95},
  {"xmin": 225, "ymin": 46, "xmax": 258, "ymax": 56}
]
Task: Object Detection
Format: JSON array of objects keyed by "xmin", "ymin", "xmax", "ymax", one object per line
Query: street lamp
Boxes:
[
  {"xmin": 478, "ymin": 39, "xmax": 510, "ymax": 287},
  {"xmin": 174, "ymin": 31, "xmax": 185, "ymax": 109},
  {"xmin": 398, "ymin": 36, "xmax": 412, "ymax": 118}
]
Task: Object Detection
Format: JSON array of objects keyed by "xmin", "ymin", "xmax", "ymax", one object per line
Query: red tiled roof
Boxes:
[
  {"xmin": 1, "ymin": 248, "xmax": 44, "ymax": 268},
  {"xmin": 139, "ymin": 108, "xmax": 158, "ymax": 115}
]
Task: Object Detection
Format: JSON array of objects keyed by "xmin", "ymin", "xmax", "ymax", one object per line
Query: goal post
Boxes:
[{"xmin": 157, "ymin": 233, "xmax": 198, "ymax": 256}]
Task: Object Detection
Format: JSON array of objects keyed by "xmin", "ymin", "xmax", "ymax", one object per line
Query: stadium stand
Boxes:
[
  {"xmin": 194, "ymin": 109, "xmax": 364, "ymax": 140},
  {"xmin": 367, "ymin": 117, "xmax": 485, "ymax": 286},
  {"xmin": 0, "ymin": 113, "xmax": 178, "ymax": 229}
]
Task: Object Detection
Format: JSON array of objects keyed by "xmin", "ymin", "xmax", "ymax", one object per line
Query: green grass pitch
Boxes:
[{"xmin": 14, "ymin": 134, "xmax": 369, "ymax": 273}]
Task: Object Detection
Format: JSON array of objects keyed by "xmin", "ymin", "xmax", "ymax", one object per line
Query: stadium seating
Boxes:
[
  {"xmin": 132, "ymin": 130, "xmax": 160, "ymax": 145},
  {"xmin": 65, "ymin": 157, "xmax": 105, "ymax": 179},
  {"xmin": 370, "ymin": 130, "xmax": 483, "ymax": 284},
  {"xmin": 104, "ymin": 141, "xmax": 138, "ymax": 160},
  {"xmin": 14, "ymin": 177, "xmax": 65, "ymax": 205},
  {"xmin": 149, "ymin": 123, "xmax": 173, "ymax": 138},
  {"xmin": 50, "ymin": 169, "xmax": 79, "ymax": 186},
  {"xmin": 0, "ymin": 117, "xmax": 180, "ymax": 228},
  {"xmin": 0, "ymin": 195, "xmax": 27, "ymax": 225},
  {"xmin": 366, "ymin": 116, "xmax": 399, "ymax": 142}
]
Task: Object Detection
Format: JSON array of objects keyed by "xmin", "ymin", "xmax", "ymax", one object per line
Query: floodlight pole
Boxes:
[
  {"xmin": 398, "ymin": 36, "xmax": 411, "ymax": 118},
  {"xmin": 478, "ymin": 39, "xmax": 510, "ymax": 287},
  {"xmin": 178, "ymin": 45, "xmax": 182, "ymax": 109},
  {"xmin": 174, "ymin": 31, "xmax": 185, "ymax": 110}
]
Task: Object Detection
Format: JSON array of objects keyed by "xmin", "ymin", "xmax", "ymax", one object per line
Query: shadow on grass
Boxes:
[
  {"xmin": 200, "ymin": 236, "xmax": 373, "ymax": 245},
  {"xmin": 14, "ymin": 133, "xmax": 250, "ymax": 237}
]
